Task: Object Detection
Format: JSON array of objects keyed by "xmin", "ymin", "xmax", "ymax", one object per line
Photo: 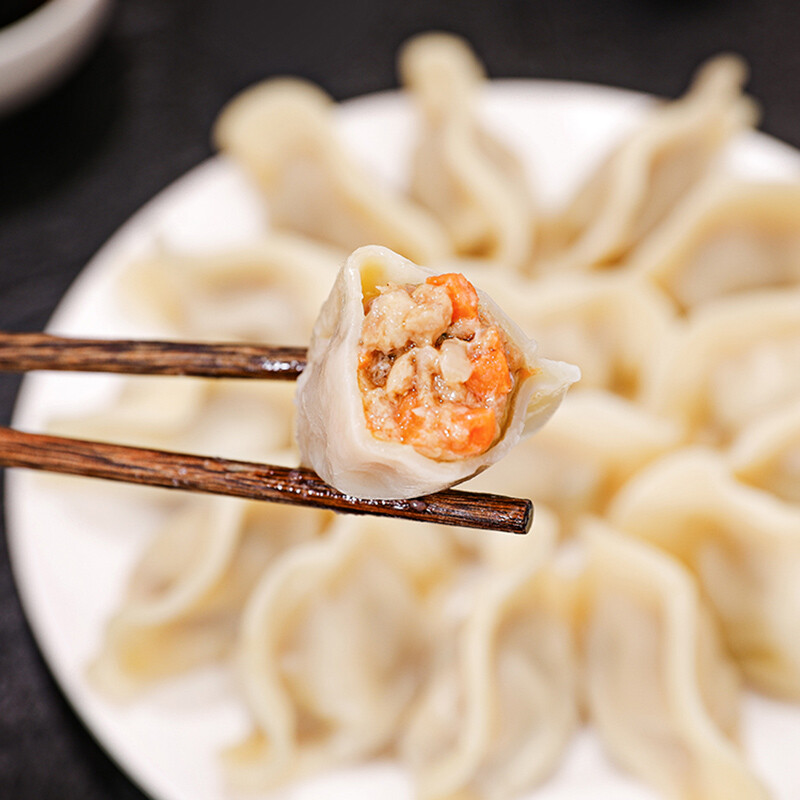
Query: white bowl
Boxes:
[{"xmin": 0, "ymin": 0, "xmax": 113, "ymax": 114}]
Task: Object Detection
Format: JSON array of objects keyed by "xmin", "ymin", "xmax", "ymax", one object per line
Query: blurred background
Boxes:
[{"xmin": 1, "ymin": 0, "xmax": 799, "ymax": 796}]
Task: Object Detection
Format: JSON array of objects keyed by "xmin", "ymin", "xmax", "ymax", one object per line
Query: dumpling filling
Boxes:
[{"xmin": 357, "ymin": 272, "xmax": 527, "ymax": 460}]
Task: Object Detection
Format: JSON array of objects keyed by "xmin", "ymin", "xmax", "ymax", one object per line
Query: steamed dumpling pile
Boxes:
[{"xmin": 46, "ymin": 29, "xmax": 800, "ymax": 800}]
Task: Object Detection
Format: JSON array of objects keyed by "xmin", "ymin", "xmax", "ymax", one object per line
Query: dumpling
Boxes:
[
  {"xmin": 214, "ymin": 78, "xmax": 451, "ymax": 264},
  {"xmin": 731, "ymin": 403, "xmax": 800, "ymax": 504},
  {"xmin": 610, "ymin": 447, "xmax": 800, "ymax": 699},
  {"xmin": 295, "ymin": 245, "xmax": 580, "ymax": 498},
  {"xmin": 121, "ymin": 235, "xmax": 343, "ymax": 344},
  {"xmin": 399, "ymin": 508, "xmax": 578, "ymax": 800},
  {"xmin": 224, "ymin": 515, "xmax": 456, "ymax": 790},
  {"xmin": 48, "ymin": 375, "xmax": 297, "ymax": 463},
  {"xmin": 629, "ymin": 180, "xmax": 800, "ymax": 310},
  {"xmin": 399, "ymin": 32, "xmax": 535, "ymax": 271},
  {"xmin": 90, "ymin": 490, "xmax": 332, "ymax": 697},
  {"xmin": 476, "ymin": 271, "xmax": 677, "ymax": 398},
  {"xmin": 578, "ymin": 518, "xmax": 766, "ymax": 800},
  {"xmin": 641, "ymin": 288, "xmax": 800, "ymax": 444},
  {"xmin": 464, "ymin": 390, "xmax": 684, "ymax": 533},
  {"xmin": 539, "ymin": 54, "xmax": 756, "ymax": 272}
]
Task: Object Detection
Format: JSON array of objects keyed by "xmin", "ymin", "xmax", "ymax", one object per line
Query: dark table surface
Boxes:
[{"xmin": 2, "ymin": 1, "xmax": 799, "ymax": 796}]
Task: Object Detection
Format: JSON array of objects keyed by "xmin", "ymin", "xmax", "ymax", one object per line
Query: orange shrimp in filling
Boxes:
[{"xmin": 357, "ymin": 272, "xmax": 521, "ymax": 461}]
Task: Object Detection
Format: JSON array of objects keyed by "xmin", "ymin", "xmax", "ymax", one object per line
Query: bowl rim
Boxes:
[{"xmin": 0, "ymin": 0, "xmax": 110, "ymax": 66}]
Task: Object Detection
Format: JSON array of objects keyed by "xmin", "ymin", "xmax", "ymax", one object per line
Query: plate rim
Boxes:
[{"xmin": 7, "ymin": 76, "xmax": 800, "ymax": 800}]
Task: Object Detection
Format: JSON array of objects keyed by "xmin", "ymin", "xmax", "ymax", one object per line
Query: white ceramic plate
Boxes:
[{"xmin": 7, "ymin": 80, "xmax": 800, "ymax": 800}]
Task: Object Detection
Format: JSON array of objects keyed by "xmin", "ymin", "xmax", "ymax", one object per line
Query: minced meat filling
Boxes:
[{"xmin": 357, "ymin": 272, "xmax": 522, "ymax": 461}]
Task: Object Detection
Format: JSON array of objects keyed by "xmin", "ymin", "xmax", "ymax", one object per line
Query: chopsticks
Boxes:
[
  {"xmin": 0, "ymin": 428, "xmax": 531, "ymax": 534},
  {"xmin": 0, "ymin": 332, "xmax": 308, "ymax": 379},
  {"xmin": 0, "ymin": 332, "xmax": 533, "ymax": 535}
]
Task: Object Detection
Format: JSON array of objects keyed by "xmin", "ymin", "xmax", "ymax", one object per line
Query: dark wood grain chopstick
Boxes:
[
  {"xmin": 0, "ymin": 332, "xmax": 534, "ymax": 533},
  {"xmin": 0, "ymin": 332, "xmax": 307, "ymax": 379},
  {"xmin": 0, "ymin": 428, "xmax": 533, "ymax": 534}
]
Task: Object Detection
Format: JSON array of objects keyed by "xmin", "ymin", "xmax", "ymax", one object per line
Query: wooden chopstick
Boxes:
[
  {"xmin": 0, "ymin": 331, "xmax": 534, "ymax": 533},
  {"xmin": 0, "ymin": 427, "xmax": 532, "ymax": 534},
  {"xmin": 0, "ymin": 332, "xmax": 307, "ymax": 379}
]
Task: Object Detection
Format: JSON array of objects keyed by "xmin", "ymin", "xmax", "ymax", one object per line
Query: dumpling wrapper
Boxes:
[
  {"xmin": 641, "ymin": 287, "xmax": 800, "ymax": 444},
  {"xmin": 399, "ymin": 32, "xmax": 536, "ymax": 271},
  {"xmin": 731, "ymin": 403, "xmax": 800, "ymax": 505},
  {"xmin": 224, "ymin": 515, "xmax": 457, "ymax": 790},
  {"xmin": 121, "ymin": 235, "xmax": 343, "ymax": 345},
  {"xmin": 90, "ymin": 489, "xmax": 332, "ymax": 698},
  {"xmin": 399, "ymin": 507, "xmax": 578, "ymax": 800},
  {"xmin": 49, "ymin": 375, "xmax": 297, "ymax": 464},
  {"xmin": 473, "ymin": 270, "xmax": 678, "ymax": 399},
  {"xmin": 214, "ymin": 78, "xmax": 451, "ymax": 265},
  {"xmin": 629, "ymin": 179, "xmax": 800, "ymax": 311},
  {"xmin": 464, "ymin": 390, "xmax": 685, "ymax": 534},
  {"xmin": 538, "ymin": 54, "xmax": 756, "ymax": 273},
  {"xmin": 578, "ymin": 518, "xmax": 766, "ymax": 800},
  {"xmin": 610, "ymin": 447, "xmax": 800, "ymax": 699},
  {"xmin": 295, "ymin": 245, "xmax": 580, "ymax": 499}
]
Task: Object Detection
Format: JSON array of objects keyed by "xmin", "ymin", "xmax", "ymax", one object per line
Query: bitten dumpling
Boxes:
[{"xmin": 295, "ymin": 245, "xmax": 580, "ymax": 498}]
